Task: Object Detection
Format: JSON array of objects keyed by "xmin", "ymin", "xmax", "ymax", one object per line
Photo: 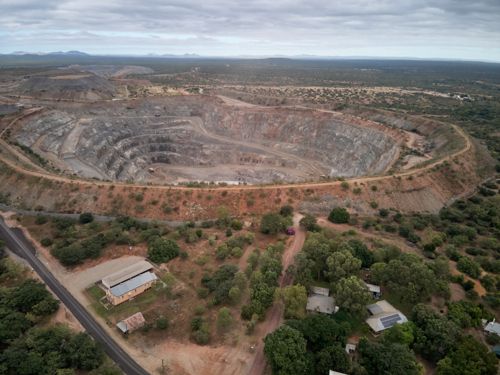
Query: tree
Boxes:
[
  {"xmin": 260, "ymin": 213, "xmax": 285, "ymax": 235},
  {"xmin": 379, "ymin": 208, "xmax": 390, "ymax": 217},
  {"xmin": 63, "ymin": 332, "xmax": 105, "ymax": 370},
  {"xmin": 411, "ymin": 304, "xmax": 460, "ymax": 362},
  {"xmin": 299, "ymin": 214, "xmax": 318, "ymax": 231},
  {"xmin": 79, "ymin": 212, "xmax": 94, "ymax": 224},
  {"xmin": 358, "ymin": 338, "xmax": 425, "ymax": 375},
  {"xmin": 233, "ymin": 271, "xmax": 248, "ymax": 290},
  {"xmin": 437, "ymin": 335, "xmax": 498, "ymax": 375},
  {"xmin": 280, "ymin": 205, "xmax": 294, "ymax": 217},
  {"xmin": 247, "ymin": 252, "xmax": 259, "ymax": 269},
  {"xmin": 457, "ymin": 256, "xmax": 482, "ymax": 278},
  {"xmin": 328, "ymin": 207, "xmax": 350, "ymax": 224},
  {"xmin": 399, "ymin": 222, "xmax": 414, "ymax": 238},
  {"xmin": 263, "ymin": 325, "xmax": 308, "ymax": 375},
  {"xmin": 316, "ymin": 344, "xmax": 352, "ymax": 375},
  {"xmin": 383, "ymin": 322, "xmax": 417, "ymax": 346},
  {"xmin": 274, "ymin": 284, "xmax": 308, "ymax": 319},
  {"xmin": 89, "ymin": 360, "xmax": 123, "ymax": 375},
  {"xmin": 433, "ymin": 257, "xmax": 451, "ymax": 280},
  {"xmin": 148, "ymin": 238, "xmax": 179, "ymax": 263},
  {"xmin": 228, "ymin": 287, "xmax": 241, "ymax": 305},
  {"xmin": 348, "ymin": 239, "xmax": 372, "ymax": 267},
  {"xmin": 217, "ymin": 307, "xmax": 232, "ymax": 329},
  {"xmin": 325, "ymin": 249, "xmax": 362, "ymax": 283},
  {"xmin": 156, "ymin": 318, "xmax": 169, "ymax": 330},
  {"xmin": 334, "ymin": 277, "xmax": 371, "ymax": 319}
]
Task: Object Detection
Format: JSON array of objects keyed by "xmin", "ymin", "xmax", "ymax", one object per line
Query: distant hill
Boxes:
[{"xmin": 9, "ymin": 51, "xmax": 89, "ymax": 56}]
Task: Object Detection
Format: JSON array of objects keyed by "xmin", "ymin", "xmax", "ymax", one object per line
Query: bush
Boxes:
[
  {"xmin": 279, "ymin": 205, "xmax": 294, "ymax": 217},
  {"xmin": 466, "ymin": 289, "xmax": 479, "ymax": 300},
  {"xmin": 348, "ymin": 229, "xmax": 356, "ymax": 235},
  {"xmin": 260, "ymin": 213, "xmax": 285, "ymax": 235},
  {"xmin": 486, "ymin": 333, "xmax": 500, "ymax": 345},
  {"xmin": 201, "ymin": 221, "xmax": 214, "ymax": 228},
  {"xmin": 462, "ymin": 280, "xmax": 475, "ymax": 291},
  {"xmin": 375, "ymin": 225, "xmax": 382, "ymax": 231},
  {"xmin": 189, "ymin": 270, "xmax": 195, "ymax": 278},
  {"xmin": 371, "ymin": 185, "xmax": 378, "ymax": 191},
  {"xmin": 79, "ymin": 212, "xmax": 94, "ymax": 224},
  {"xmin": 216, "ymin": 248, "xmax": 228, "ymax": 260},
  {"xmin": 135, "ymin": 193, "xmax": 144, "ymax": 201},
  {"xmin": 370, "ymin": 201, "xmax": 379, "ymax": 209},
  {"xmin": 221, "ymin": 190, "xmax": 228, "ymax": 197},
  {"xmin": 196, "ymin": 229, "xmax": 203, "ymax": 237},
  {"xmin": 148, "ymin": 238, "xmax": 180, "ymax": 263},
  {"xmin": 195, "ymin": 306, "xmax": 205, "ymax": 315},
  {"xmin": 328, "ymin": 207, "xmax": 350, "ymax": 224},
  {"xmin": 379, "ymin": 208, "xmax": 390, "ymax": 217},
  {"xmin": 35, "ymin": 214, "xmax": 48, "ymax": 225},
  {"xmin": 353, "ymin": 187, "xmax": 361, "ymax": 194},
  {"xmin": 179, "ymin": 251, "xmax": 189, "ymax": 259},
  {"xmin": 226, "ymin": 228, "xmax": 233, "ymax": 237},
  {"xmin": 163, "ymin": 205, "xmax": 172, "ymax": 214},
  {"xmin": 231, "ymin": 221, "xmax": 243, "ymax": 230},
  {"xmin": 383, "ymin": 224, "xmax": 398, "ymax": 233},
  {"xmin": 197, "ymin": 288, "xmax": 209, "ymax": 298},
  {"xmin": 40, "ymin": 238, "xmax": 53, "ymax": 246},
  {"xmin": 231, "ymin": 247, "xmax": 244, "ymax": 258},
  {"xmin": 399, "ymin": 222, "xmax": 414, "ymax": 238},
  {"xmin": 247, "ymin": 198, "xmax": 255, "ymax": 206},
  {"xmin": 156, "ymin": 318, "xmax": 169, "ymax": 330}
]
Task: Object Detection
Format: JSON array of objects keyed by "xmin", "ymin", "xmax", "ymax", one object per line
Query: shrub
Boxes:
[
  {"xmin": 196, "ymin": 229, "xmax": 203, "ymax": 237},
  {"xmin": 156, "ymin": 318, "xmax": 169, "ymax": 330},
  {"xmin": 371, "ymin": 185, "xmax": 378, "ymax": 191},
  {"xmin": 231, "ymin": 221, "xmax": 243, "ymax": 230},
  {"xmin": 231, "ymin": 247, "xmax": 244, "ymax": 258},
  {"xmin": 462, "ymin": 280, "xmax": 475, "ymax": 291},
  {"xmin": 279, "ymin": 205, "xmax": 294, "ymax": 217},
  {"xmin": 191, "ymin": 317, "xmax": 205, "ymax": 331},
  {"xmin": 179, "ymin": 251, "xmax": 189, "ymax": 259},
  {"xmin": 35, "ymin": 214, "xmax": 48, "ymax": 225},
  {"xmin": 40, "ymin": 238, "xmax": 53, "ymax": 246},
  {"xmin": 226, "ymin": 228, "xmax": 233, "ymax": 237},
  {"xmin": 399, "ymin": 222, "xmax": 414, "ymax": 238},
  {"xmin": 245, "ymin": 233, "xmax": 255, "ymax": 244},
  {"xmin": 195, "ymin": 306, "xmax": 205, "ymax": 315},
  {"xmin": 457, "ymin": 256, "xmax": 482, "ymax": 278},
  {"xmin": 370, "ymin": 201, "xmax": 379, "ymax": 209},
  {"xmin": 201, "ymin": 221, "xmax": 214, "ymax": 228},
  {"xmin": 148, "ymin": 238, "xmax": 180, "ymax": 263},
  {"xmin": 247, "ymin": 198, "xmax": 255, "ymax": 206},
  {"xmin": 189, "ymin": 270, "xmax": 195, "ymax": 278},
  {"xmin": 216, "ymin": 248, "xmax": 228, "ymax": 260},
  {"xmin": 486, "ymin": 333, "xmax": 500, "ymax": 345},
  {"xmin": 348, "ymin": 229, "xmax": 356, "ymax": 235},
  {"xmin": 197, "ymin": 288, "xmax": 209, "ymax": 298},
  {"xmin": 353, "ymin": 188, "xmax": 362, "ymax": 194},
  {"xmin": 383, "ymin": 224, "xmax": 398, "ymax": 233},
  {"xmin": 221, "ymin": 190, "xmax": 228, "ymax": 197},
  {"xmin": 260, "ymin": 213, "xmax": 285, "ymax": 235},
  {"xmin": 328, "ymin": 207, "xmax": 350, "ymax": 224},
  {"xmin": 135, "ymin": 193, "xmax": 144, "ymax": 201},
  {"xmin": 206, "ymin": 194, "xmax": 213, "ymax": 200},
  {"xmin": 379, "ymin": 208, "xmax": 390, "ymax": 217},
  {"xmin": 163, "ymin": 205, "xmax": 172, "ymax": 214},
  {"xmin": 375, "ymin": 225, "xmax": 382, "ymax": 231},
  {"xmin": 79, "ymin": 212, "xmax": 94, "ymax": 224},
  {"xmin": 341, "ymin": 181, "xmax": 350, "ymax": 190}
]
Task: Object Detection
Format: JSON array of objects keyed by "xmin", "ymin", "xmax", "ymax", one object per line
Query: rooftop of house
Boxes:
[
  {"xmin": 117, "ymin": 312, "xmax": 145, "ymax": 333},
  {"xmin": 366, "ymin": 283, "xmax": 381, "ymax": 293},
  {"xmin": 102, "ymin": 260, "xmax": 152, "ymax": 289},
  {"xmin": 365, "ymin": 301, "xmax": 408, "ymax": 333},
  {"xmin": 306, "ymin": 295, "xmax": 335, "ymax": 314},
  {"xmin": 311, "ymin": 286, "xmax": 330, "ymax": 296},
  {"xmin": 109, "ymin": 271, "xmax": 157, "ymax": 297}
]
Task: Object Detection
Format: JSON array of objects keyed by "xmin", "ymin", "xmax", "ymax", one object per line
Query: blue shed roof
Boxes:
[{"xmin": 110, "ymin": 272, "xmax": 157, "ymax": 297}]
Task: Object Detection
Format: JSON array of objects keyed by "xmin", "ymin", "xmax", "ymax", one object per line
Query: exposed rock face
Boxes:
[{"xmin": 15, "ymin": 97, "xmax": 401, "ymax": 183}]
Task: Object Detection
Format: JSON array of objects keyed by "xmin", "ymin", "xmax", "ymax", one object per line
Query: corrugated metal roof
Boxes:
[
  {"xmin": 102, "ymin": 260, "xmax": 152, "ymax": 288},
  {"xmin": 365, "ymin": 301, "xmax": 407, "ymax": 333},
  {"xmin": 117, "ymin": 312, "xmax": 145, "ymax": 332},
  {"xmin": 366, "ymin": 283, "xmax": 381, "ymax": 293},
  {"xmin": 110, "ymin": 272, "xmax": 157, "ymax": 297},
  {"xmin": 306, "ymin": 295, "xmax": 335, "ymax": 314},
  {"xmin": 486, "ymin": 322, "xmax": 500, "ymax": 335},
  {"xmin": 366, "ymin": 303, "xmax": 384, "ymax": 315},
  {"xmin": 311, "ymin": 286, "xmax": 330, "ymax": 296}
]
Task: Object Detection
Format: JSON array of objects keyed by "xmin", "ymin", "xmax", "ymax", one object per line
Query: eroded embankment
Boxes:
[{"xmin": 0, "ymin": 135, "xmax": 493, "ymax": 220}]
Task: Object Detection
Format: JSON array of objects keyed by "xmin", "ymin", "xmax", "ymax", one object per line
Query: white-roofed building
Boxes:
[
  {"xmin": 365, "ymin": 300, "xmax": 408, "ymax": 334},
  {"xmin": 329, "ymin": 371, "xmax": 347, "ymax": 375},
  {"xmin": 102, "ymin": 261, "xmax": 153, "ymax": 289},
  {"xmin": 485, "ymin": 320, "xmax": 500, "ymax": 335},
  {"xmin": 311, "ymin": 286, "xmax": 330, "ymax": 296},
  {"xmin": 365, "ymin": 283, "xmax": 381, "ymax": 298}
]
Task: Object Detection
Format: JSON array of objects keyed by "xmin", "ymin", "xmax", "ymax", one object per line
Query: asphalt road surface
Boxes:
[{"xmin": 0, "ymin": 217, "xmax": 150, "ymax": 375}]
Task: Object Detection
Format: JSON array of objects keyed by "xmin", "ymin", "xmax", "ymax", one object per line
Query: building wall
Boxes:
[
  {"xmin": 106, "ymin": 280, "xmax": 155, "ymax": 306},
  {"xmin": 128, "ymin": 320, "xmax": 145, "ymax": 333}
]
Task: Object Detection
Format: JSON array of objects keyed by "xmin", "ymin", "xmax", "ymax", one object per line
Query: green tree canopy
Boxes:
[
  {"xmin": 260, "ymin": 213, "xmax": 286, "ymax": 235},
  {"xmin": 263, "ymin": 325, "xmax": 308, "ymax": 375},
  {"xmin": 334, "ymin": 276, "xmax": 371, "ymax": 319},
  {"xmin": 325, "ymin": 249, "xmax": 362, "ymax": 283},
  {"xmin": 274, "ymin": 284, "xmax": 308, "ymax": 319},
  {"xmin": 148, "ymin": 238, "xmax": 179, "ymax": 263},
  {"xmin": 328, "ymin": 207, "xmax": 350, "ymax": 224}
]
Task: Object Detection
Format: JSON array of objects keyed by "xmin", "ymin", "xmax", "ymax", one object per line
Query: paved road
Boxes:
[{"xmin": 0, "ymin": 217, "xmax": 150, "ymax": 375}]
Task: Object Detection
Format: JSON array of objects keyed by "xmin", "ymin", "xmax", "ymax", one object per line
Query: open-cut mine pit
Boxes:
[{"xmin": 13, "ymin": 96, "xmax": 404, "ymax": 184}]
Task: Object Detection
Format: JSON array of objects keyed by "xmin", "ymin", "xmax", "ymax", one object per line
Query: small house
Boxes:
[
  {"xmin": 311, "ymin": 286, "xmax": 329, "ymax": 297},
  {"xmin": 117, "ymin": 312, "xmax": 145, "ymax": 333},
  {"xmin": 345, "ymin": 344, "xmax": 356, "ymax": 355},
  {"xmin": 366, "ymin": 283, "xmax": 381, "ymax": 298},
  {"xmin": 365, "ymin": 300, "xmax": 408, "ymax": 335},
  {"xmin": 485, "ymin": 320, "xmax": 500, "ymax": 335},
  {"xmin": 307, "ymin": 287, "xmax": 336, "ymax": 315}
]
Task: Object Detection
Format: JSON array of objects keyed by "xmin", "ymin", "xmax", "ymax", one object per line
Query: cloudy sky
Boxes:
[{"xmin": 1, "ymin": 0, "xmax": 499, "ymax": 61}]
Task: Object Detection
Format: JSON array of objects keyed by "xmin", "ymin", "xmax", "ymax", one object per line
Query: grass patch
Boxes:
[
  {"xmin": 88, "ymin": 285, "xmax": 105, "ymax": 300},
  {"xmin": 92, "ymin": 289, "xmax": 157, "ymax": 320}
]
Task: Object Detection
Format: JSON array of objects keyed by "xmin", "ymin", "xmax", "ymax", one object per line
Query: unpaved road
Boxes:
[{"xmin": 249, "ymin": 215, "xmax": 306, "ymax": 375}]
